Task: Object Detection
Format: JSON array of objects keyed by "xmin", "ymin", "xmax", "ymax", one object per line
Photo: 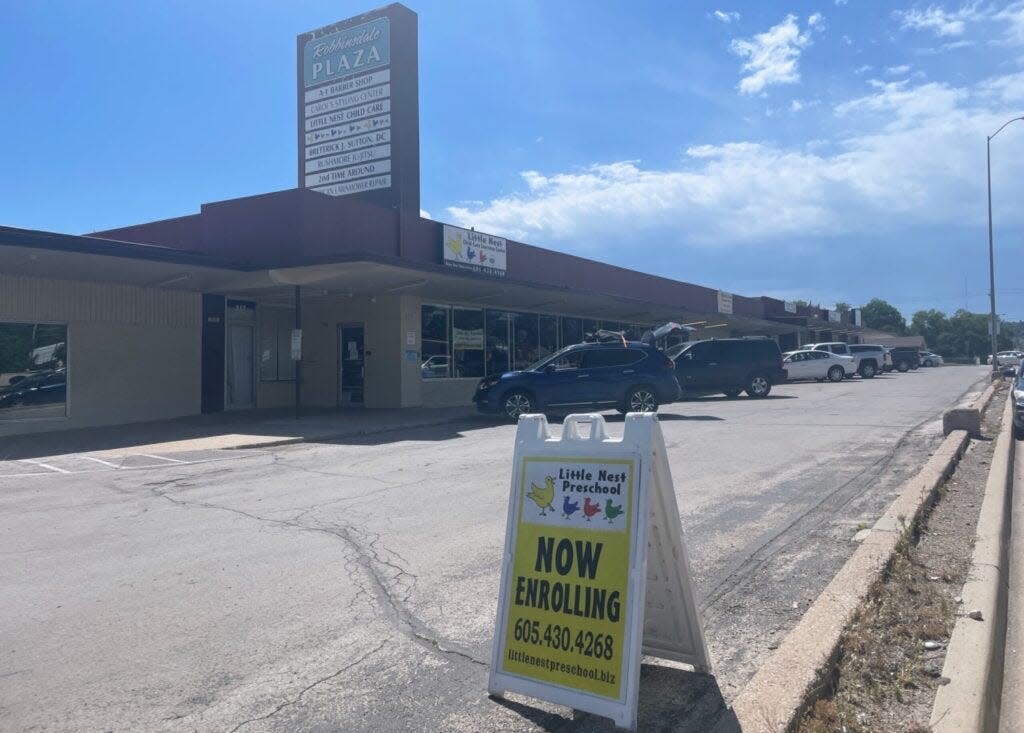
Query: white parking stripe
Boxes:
[
  {"xmin": 139, "ymin": 454, "xmax": 186, "ymax": 463},
  {"xmin": 78, "ymin": 455, "xmax": 120, "ymax": 468},
  {"xmin": 18, "ymin": 459, "xmax": 71, "ymax": 474}
]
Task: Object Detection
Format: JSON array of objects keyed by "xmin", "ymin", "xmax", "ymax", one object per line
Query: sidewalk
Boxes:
[{"xmin": 0, "ymin": 406, "xmax": 483, "ymax": 461}]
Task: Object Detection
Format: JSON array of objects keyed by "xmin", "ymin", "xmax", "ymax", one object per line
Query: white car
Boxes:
[
  {"xmin": 992, "ymin": 351, "xmax": 1023, "ymax": 367},
  {"xmin": 783, "ymin": 350, "xmax": 855, "ymax": 382},
  {"xmin": 919, "ymin": 351, "xmax": 944, "ymax": 367}
]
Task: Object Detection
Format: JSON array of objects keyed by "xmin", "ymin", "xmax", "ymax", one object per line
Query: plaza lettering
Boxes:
[
  {"xmin": 512, "ymin": 537, "xmax": 620, "ymax": 622},
  {"xmin": 311, "ymin": 46, "xmax": 383, "ymax": 81}
]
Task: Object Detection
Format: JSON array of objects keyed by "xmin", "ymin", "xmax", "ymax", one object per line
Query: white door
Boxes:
[
  {"xmin": 786, "ymin": 352, "xmax": 814, "ymax": 380},
  {"xmin": 226, "ymin": 325, "xmax": 254, "ymax": 409}
]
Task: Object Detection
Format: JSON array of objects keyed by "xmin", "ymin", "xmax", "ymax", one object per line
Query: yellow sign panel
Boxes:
[{"xmin": 499, "ymin": 456, "xmax": 635, "ymax": 700}]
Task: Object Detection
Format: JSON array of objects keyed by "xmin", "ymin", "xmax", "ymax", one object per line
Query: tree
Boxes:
[
  {"xmin": 833, "ymin": 302, "xmax": 851, "ymax": 317},
  {"xmin": 861, "ymin": 298, "xmax": 907, "ymax": 335},
  {"xmin": 910, "ymin": 309, "xmax": 948, "ymax": 350}
]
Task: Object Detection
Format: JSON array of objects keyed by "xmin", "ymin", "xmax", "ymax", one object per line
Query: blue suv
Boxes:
[{"xmin": 473, "ymin": 341, "xmax": 681, "ymax": 420}]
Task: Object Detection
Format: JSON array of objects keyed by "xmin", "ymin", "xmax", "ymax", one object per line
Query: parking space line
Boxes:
[
  {"xmin": 18, "ymin": 459, "xmax": 70, "ymax": 474},
  {"xmin": 78, "ymin": 455, "xmax": 121, "ymax": 468},
  {"xmin": 139, "ymin": 454, "xmax": 187, "ymax": 463}
]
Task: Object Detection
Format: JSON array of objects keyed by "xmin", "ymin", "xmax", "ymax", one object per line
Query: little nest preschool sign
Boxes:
[
  {"xmin": 442, "ymin": 224, "xmax": 507, "ymax": 278},
  {"xmin": 489, "ymin": 414, "xmax": 711, "ymax": 730},
  {"xmin": 501, "ymin": 456, "xmax": 634, "ymax": 700},
  {"xmin": 299, "ymin": 14, "xmax": 394, "ymax": 198}
]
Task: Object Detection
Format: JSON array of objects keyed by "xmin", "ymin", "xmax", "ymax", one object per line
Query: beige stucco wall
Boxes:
[
  {"xmin": 0, "ymin": 274, "xmax": 201, "ymax": 436},
  {"xmin": 420, "ymin": 378, "xmax": 477, "ymax": 407}
]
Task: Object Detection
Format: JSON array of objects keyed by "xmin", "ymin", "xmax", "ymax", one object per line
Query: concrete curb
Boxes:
[
  {"xmin": 731, "ymin": 382, "xmax": 999, "ymax": 732},
  {"xmin": 930, "ymin": 394, "xmax": 1015, "ymax": 732}
]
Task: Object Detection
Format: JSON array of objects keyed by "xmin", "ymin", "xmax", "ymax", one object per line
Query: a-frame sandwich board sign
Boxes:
[{"xmin": 488, "ymin": 412, "xmax": 710, "ymax": 731}]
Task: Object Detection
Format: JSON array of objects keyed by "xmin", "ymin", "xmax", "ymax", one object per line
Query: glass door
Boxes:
[{"xmin": 337, "ymin": 324, "xmax": 365, "ymax": 406}]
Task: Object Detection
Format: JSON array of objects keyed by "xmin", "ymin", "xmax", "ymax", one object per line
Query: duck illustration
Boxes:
[
  {"xmin": 583, "ymin": 497, "xmax": 602, "ymax": 521},
  {"xmin": 527, "ymin": 476, "xmax": 555, "ymax": 516},
  {"xmin": 604, "ymin": 499, "xmax": 624, "ymax": 523},
  {"xmin": 562, "ymin": 495, "xmax": 580, "ymax": 519}
]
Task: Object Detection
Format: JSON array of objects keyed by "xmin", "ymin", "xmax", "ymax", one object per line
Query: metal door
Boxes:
[{"xmin": 226, "ymin": 324, "xmax": 254, "ymax": 409}]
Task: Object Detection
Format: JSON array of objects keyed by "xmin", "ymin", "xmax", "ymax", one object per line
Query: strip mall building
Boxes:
[{"xmin": 0, "ymin": 3, "xmax": 869, "ymax": 437}]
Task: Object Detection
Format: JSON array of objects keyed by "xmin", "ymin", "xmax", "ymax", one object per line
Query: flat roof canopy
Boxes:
[{"xmin": 0, "ymin": 224, "xmax": 798, "ymax": 336}]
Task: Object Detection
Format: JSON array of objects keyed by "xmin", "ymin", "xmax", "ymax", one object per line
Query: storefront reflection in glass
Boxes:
[{"xmin": 0, "ymin": 322, "xmax": 68, "ymax": 418}]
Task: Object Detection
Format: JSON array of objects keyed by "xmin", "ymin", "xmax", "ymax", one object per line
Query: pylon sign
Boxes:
[{"xmin": 489, "ymin": 413, "xmax": 710, "ymax": 730}]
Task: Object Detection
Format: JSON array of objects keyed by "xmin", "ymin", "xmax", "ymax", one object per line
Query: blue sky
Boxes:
[{"xmin": 2, "ymin": 1, "xmax": 1024, "ymax": 321}]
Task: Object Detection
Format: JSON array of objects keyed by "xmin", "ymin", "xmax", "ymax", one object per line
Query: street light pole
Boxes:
[{"xmin": 985, "ymin": 115, "xmax": 1024, "ymax": 375}]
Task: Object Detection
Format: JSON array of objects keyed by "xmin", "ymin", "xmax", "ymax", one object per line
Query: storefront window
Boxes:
[
  {"xmin": 539, "ymin": 316, "xmax": 558, "ymax": 359},
  {"xmin": 0, "ymin": 322, "xmax": 68, "ymax": 419},
  {"xmin": 582, "ymin": 319, "xmax": 601, "ymax": 340},
  {"xmin": 421, "ymin": 305, "xmax": 450, "ymax": 378},
  {"xmin": 511, "ymin": 312, "xmax": 539, "ymax": 371},
  {"xmin": 560, "ymin": 317, "xmax": 582, "ymax": 348},
  {"xmin": 452, "ymin": 308, "xmax": 484, "ymax": 378},
  {"xmin": 485, "ymin": 310, "xmax": 511, "ymax": 376}
]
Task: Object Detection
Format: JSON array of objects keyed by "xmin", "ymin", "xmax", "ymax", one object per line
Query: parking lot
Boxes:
[{"xmin": 0, "ymin": 366, "xmax": 989, "ymax": 732}]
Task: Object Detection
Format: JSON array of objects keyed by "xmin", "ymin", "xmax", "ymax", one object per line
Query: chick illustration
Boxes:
[
  {"xmin": 445, "ymin": 232, "xmax": 463, "ymax": 258},
  {"xmin": 604, "ymin": 499, "xmax": 624, "ymax": 523},
  {"xmin": 527, "ymin": 476, "xmax": 555, "ymax": 516},
  {"xmin": 583, "ymin": 497, "xmax": 602, "ymax": 521},
  {"xmin": 562, "ymin": 495, "xmax": 580, "ymax": 519}
]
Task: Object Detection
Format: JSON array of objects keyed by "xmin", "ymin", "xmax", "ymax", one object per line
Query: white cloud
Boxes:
[
  {"xmin": 895, "ymin": 4, "xmax": 979, "ymax": 37},
  {"xmin": 713, "ymin": 10, "xmax": 741, "ymax": 23},
  {"xmin": 445, "ymin": 74, "xmax": 1024, "ymax": 249},
  {"xmin": 854, "ymin": 64, "xmax": 873, "ymax": 75},
  {"xmin": 420, "ymin": 208, "xmax": 432, "ymax": 219},
  {"xmin": 993, "ymin": 2, "xmax": 1024, "ymax": 45},
  {"xmin": 791, "ymin": 99, "xmax": 805, "ymax": 112},
  {"xmin": 730, "ymin": 15, "xmax": 821, "ymax": 94},
  {"xmin": 886, "ymin": 64, "xmax": 912, "ymax": 75},
  {"xmin": 835, "ymin": 0, "xmax": 848, "ymax": 5}
]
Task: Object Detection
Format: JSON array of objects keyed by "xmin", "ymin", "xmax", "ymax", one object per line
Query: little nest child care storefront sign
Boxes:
[{"xmin": 489, "ymin": 414, "xmax": 710, "ymax": 730}]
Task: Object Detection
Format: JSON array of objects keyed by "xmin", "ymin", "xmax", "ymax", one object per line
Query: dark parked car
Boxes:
[
  {"xmin": 473, "ymin": 340, "xmax": 680, "ymax": 420},
  {"xmin": 0, "ymin": 369, "xmax": 66, "ymax": 408},
  {"xmin": 669, "ymin": 338, "xmax": 787, "ymax": 398},
  {"xmin": 888, "ymin": 347, "xmax": 921, "ymax": 372}
]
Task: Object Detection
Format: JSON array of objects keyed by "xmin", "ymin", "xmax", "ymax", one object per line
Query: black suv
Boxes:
[
  {"xmin": 473, "ymin": 340, "xmax": 681, "ymax": 420},
  {"xmin": 889, "ymin": 347, "xmax": 921, "ymax": 372},
  {"xmin": 670, "ymin": 338, "xmax": 787, "ymax": 398}
]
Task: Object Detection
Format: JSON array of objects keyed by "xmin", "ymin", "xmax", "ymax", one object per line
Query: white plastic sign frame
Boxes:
[{"xmin": 488, "ymin": 413, "xmax": 709, "ymax": 730}]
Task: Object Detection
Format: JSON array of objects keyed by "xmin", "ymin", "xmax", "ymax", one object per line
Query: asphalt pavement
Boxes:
[{"xmin": 0, "ymin": 366, "xmax": 990, "ymax": 732}]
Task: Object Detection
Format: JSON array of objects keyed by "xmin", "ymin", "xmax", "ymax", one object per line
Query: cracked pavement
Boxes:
[{"xmin": 0, "ymin": 367, "xmax": 989, "ymax": 731}]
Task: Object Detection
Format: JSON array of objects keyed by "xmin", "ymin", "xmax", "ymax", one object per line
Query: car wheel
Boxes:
[
  {"xmin": 896, "ymin": 360, "xmax": 909, "ymax": 372},
  {"xmin": 1015, "ymin": 423, "xmax": 1024, "ymax": 440},
  {"xmin": 625, "ymin": 386, "xmax": 658, "ymax": 413},
  {"xmin": 923, "ymin": 359, "xmax": 933, "ymax": 367},
  {"xmin": 859, "ymin": 362, "xmax": 877, "ymax": 379},
  {"xmin": 827, "ymin": 365, "xmax": 844, "ymax": 382},
  {"xmin": 501, "ymin": 390, "xmax": 533, "ymax": 421},
  {"xmin": 746, "ymin": 373, "xmax": 772, "ymax": 398},
  {"xmin": 722, "ymin": 388, "xmax": 742, "ymax": 399}
]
